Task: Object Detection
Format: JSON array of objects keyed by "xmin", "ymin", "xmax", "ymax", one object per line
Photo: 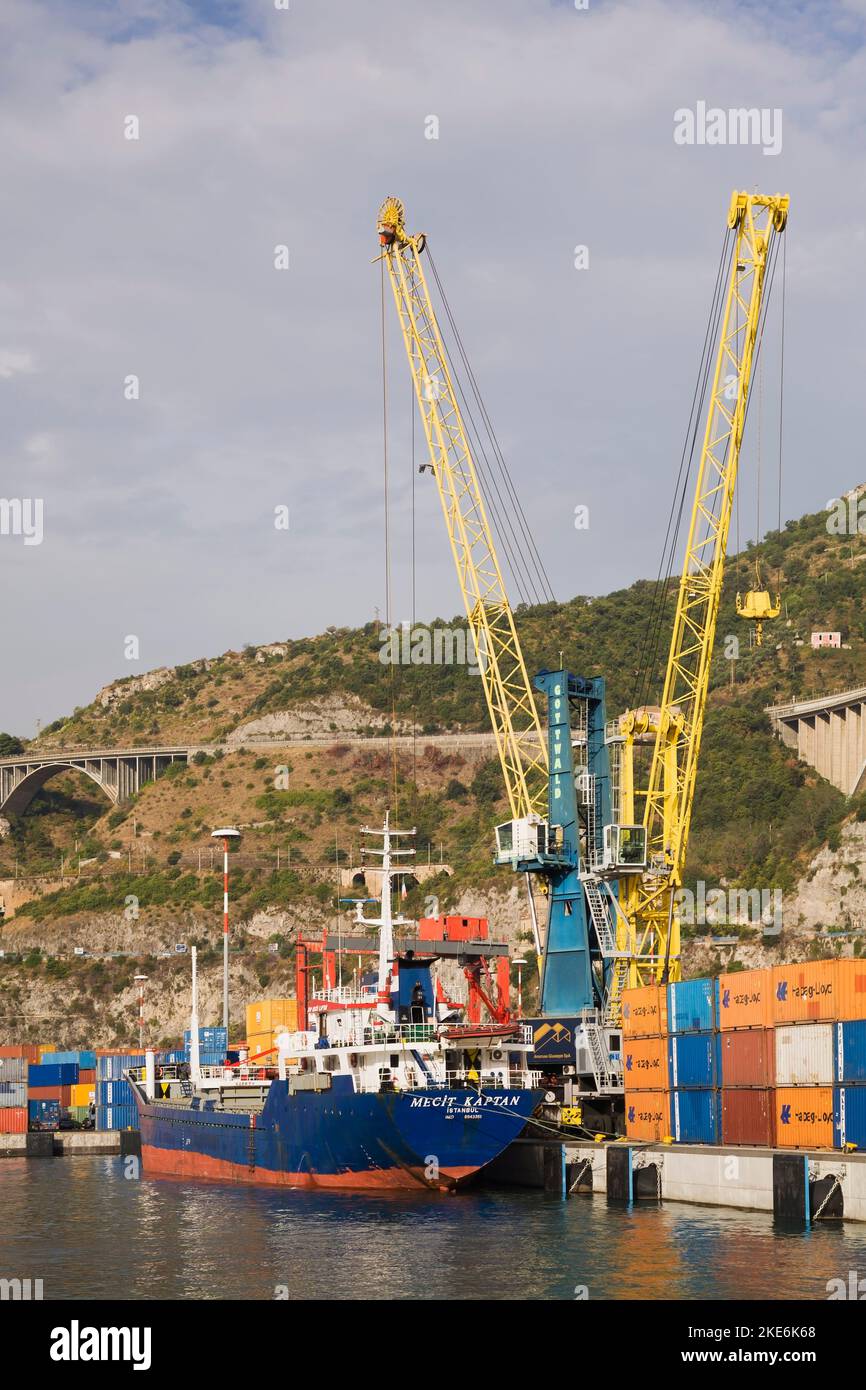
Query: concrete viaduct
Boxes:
[
  {"xmin": 766, "ymin": 686, "xmax": 866, "ymax": 798},
  {"xmin": 0, "ymin": 747, "xmax": 191, "ymax": 817}
]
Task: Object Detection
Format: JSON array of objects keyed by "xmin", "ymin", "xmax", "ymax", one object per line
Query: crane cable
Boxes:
[{"xmin": 425, "ymin": 246, "xmax": 556, "ymax": 610}]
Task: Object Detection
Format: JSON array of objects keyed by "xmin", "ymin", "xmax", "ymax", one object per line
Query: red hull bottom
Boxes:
[{"xmin": 141, "ymin": 1143, "xmax": 477, "ymax": 1191}]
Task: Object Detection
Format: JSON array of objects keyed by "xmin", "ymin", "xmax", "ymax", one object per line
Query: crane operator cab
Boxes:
[
  {"xmin": 495, "ymin": 814, "xmax": 552, "ymax": 867},
  {"xmin": 601, "ymin": 823, "xmax": 647, "ymax": 873}
]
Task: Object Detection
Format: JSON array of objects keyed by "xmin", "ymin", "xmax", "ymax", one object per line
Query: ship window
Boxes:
[{"xmin": 390, "ymin": 1054, "xmax": 399, "ymax": 1068}]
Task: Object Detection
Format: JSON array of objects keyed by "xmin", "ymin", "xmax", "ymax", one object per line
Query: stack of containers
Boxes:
[
  {"xmin": 0, "ymin": 1052, "xmax": 29, "ymax": 1134},
  {"xmin": 621, "ymin": 984, "xmax": 670, "ymax": 1141},
  {"xmin": 771, "ymin": 962, "xmax": 837, "ymax": 1149},
  {"xmin": 667, "ymin": 977, "xmax": 722, "ymax": 1143},
  {"xmin": 245, "ymin": 1000, "xmax": 298, "ymax": 1060},
  {"xmin": 718, "ymin": 966, "xmax": 775, "ymax": 1145},
  {"xmin": 28, "ymin": 1059, "xmax": 79, "ymax": 1128},
  {"xmin": 95, "ymin": 1052, "xmax": 145, "ymax": 1131}
]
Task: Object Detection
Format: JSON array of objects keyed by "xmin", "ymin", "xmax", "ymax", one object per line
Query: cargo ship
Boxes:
[{"xmin": 129, "ymin": 817, "xmax": 544, "ymax": 1190}]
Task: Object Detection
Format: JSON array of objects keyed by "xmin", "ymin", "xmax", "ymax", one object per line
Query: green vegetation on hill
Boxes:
[{"xmin": 4, "ymin": 491, "xmax": 866, "ymax": 921}]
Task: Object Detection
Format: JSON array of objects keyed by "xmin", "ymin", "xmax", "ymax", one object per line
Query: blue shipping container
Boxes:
[
  {"xmin": 28, "ymin": 1062, "xmax": 79, "ymax": 1087},
  {"xmin": 670, "ymin": 1088, "xmax": 720, "ymax": 1144},
  {"xmin": 836, "ymin": 1021, "xmax": 866, "ymax": 1085},
  {"xmin": 0, "ymin": 1081, "xmax": 28, "ymax": 1107},
  {"xmin": 41, "ymin": 1050, "xmax": 96, "ymax": 1069},
  {"xmin": 97, "ymin": 1079, "xmax": 137, "ymax": 1108},
  {"xmin": 95, "ymin": 1104, "xmax": 139, "ymax": 1132},
  {"xmin": 96, "ymin": 1054, "xmax": 146, "ymax": 1081},
  {"xmin": 667, "ymin": 978, "xmax": 720, "ymax": 1034},
  {"xmin": 668, "ymin": 1032, "xmax": 721, "ymax": 1089},
  {"xmin": 184, "ymin": 1028, "xmax": 227, "ymax": 1051},
  {"xmin": 834, "ymin": 1087, "xmax": 866, "ymax": 1148},
  {"xmin": 163, "ymin": 1050, "xmax": 187, "ymax": 1064},
  {"xmin": 28, "ymin": 1099, "xmax": 61, "ymax": 1126}
]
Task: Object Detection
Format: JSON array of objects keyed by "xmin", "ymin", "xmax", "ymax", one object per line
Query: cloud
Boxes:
[{"xmin": 0, "ymin": 0, "xmax": 864, "ymax": 733}]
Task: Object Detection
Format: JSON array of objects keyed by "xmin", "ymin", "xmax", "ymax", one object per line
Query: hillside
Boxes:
[{"xmin": 1, "ymin": 487, "xmax": 866, "ymax": 1046}]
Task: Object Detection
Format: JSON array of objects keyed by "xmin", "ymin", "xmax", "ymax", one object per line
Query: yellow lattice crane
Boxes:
[
  {"xmin": 617, "ymin": 190, "xmax": 789, "ymax": 987},
  {"xmin": 376, "ymin": 196, "xmax": 547, "ymax": 824}
]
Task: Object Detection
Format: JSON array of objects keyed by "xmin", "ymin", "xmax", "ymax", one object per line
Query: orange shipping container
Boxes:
[
  {"xmin": 0, "ymin": 1107, "xmax": 28, "ymax": 1134},
  {"xmin": 774, "ymin": 1087, "xmax": 834, "ymax": 1149},
  {"xmin": 625, "ymin": 1090, "xmax": 670, "ymax": 1142},
  {"xmin": 0, "ymin": 1044, "xmax": 40, "ymax": 1062},
  {"xmin": 245, "ymin": 998, "xmax": 298, "ymax": 1040},
  {"xmin": 718, "ymin": 967, "xmax": 771, "ymax": 1030},
  {"xmin": 70, "ymin": 1082, "xmax": 95, "ymax": 1107},
  {"xmin": 835, "ymin": 959, "xmax": 866, "ymax": 1022},
  {"xmin": 621, "ymin": 985, "xmax": 667, "ymax": 1038},
  {"xmin": 623, "ymin": 1035, "xmax": 668, "ymax": 1090},
  {"xmin": 771, "ymin": 962, "xmax": 837, "ymax": 1024}
]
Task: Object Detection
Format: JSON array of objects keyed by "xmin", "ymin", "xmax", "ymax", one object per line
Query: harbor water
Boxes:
[{"xmin": 2, "ymin": 1156, "xmax": 866, "ymax": 1301}]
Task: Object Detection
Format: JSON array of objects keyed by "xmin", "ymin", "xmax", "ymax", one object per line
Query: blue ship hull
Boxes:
[{"xmin": 134, "ymin": 1077, "xmax": 541, "ymax": 1190}]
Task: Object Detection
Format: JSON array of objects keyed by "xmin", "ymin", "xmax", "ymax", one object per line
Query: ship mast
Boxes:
[{"xmin": 355, "ymin": 813, "xmax": 416, "ymax": 1023}]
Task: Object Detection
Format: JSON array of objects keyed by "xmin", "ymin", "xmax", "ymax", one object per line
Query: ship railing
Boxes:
[
  {"xmin": 314, "ymin": 987, "xmax": 377, "ymax": 1004},
  {"xmin": 354, "ymin": 1068, "xmax": 541, "ymax": 1094},
  {"xmin": 361, "ymin": 1023, "xmax": 438, "ymax": 1045}
]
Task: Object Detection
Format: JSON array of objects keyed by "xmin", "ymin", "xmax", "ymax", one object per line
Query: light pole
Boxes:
[
  {"xmin": 134, "ymin": 974, "xmax": 148, "ymax": 1050},
  {"xmin": 513, "ymin": 959, "xmax": 526, "ymax": 1019},
  {"xmin": 211, "ymin": 827, "xmax": 240, "ymax": 1035}
]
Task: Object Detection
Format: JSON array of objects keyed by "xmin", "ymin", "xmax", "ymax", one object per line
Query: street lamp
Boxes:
[
  {"xmin": 512, "ymin": 959, "xmax": 526, "ymax": 1019},
  {"xmin": 134, "ymin": 974, "xmax": 148, "ymax": 1050},
  {"xmin": 211, "ymin": 827, "xmax": 240, "ymax": 1035}
]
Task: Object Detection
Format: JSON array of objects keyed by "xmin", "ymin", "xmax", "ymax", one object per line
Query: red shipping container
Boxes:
[
  {"xmin": 417, "ymin": 916, "xmax": 489, "ymax": 941},
  {"xmin": 0, "ymin": 1107, "xmax": 28, "ymax": 1134},
  {"xmin": 28, "ymin": 1085, "xmax": 72, "ymax": 1106},
  {"xmin": 720, "ymin": 1028, "xmax": 775, "ymax": 1087},
  {"xmin": 721, "ymin": 1089, "xmax": 775, "ymax": 1146},
  {"xmin": 78, "ymin": 1069, "xmax": 95, "ymax": 1084},
  {"xmin": 0, "ymin": 1044, "xmax": 40, "ymax": 1062}
]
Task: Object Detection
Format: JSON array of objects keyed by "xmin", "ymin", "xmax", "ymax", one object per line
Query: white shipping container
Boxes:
[{"xmin": 774, "ymin": 1022, "xmax": 834, "ymax": 1086}]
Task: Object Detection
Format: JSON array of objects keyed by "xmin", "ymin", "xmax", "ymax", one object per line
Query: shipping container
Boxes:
[
  {"xmin": 774, "ymin": 1086, "xmax": 834, "ymax": 1148},
  {"xmin": 625, "ymin": 1090, "xmax": 670, "ymax": 1142},
  {"xmin": 835, "ymin": 959, "xmax": 866, "ymax": 1022},
  {"xmin": 623, "ymin": 1035, "xmax": 668, "ymax": 1090},
  {"xmin": 836, "ymin": 1020, "xmax": 866, "ymax": 1084},
  {"xmin": 720, "ymin": 1028, "xmax": 775, "ymax": 1088},
  {"xmin": 775, "ymin": 1023, "xmax": 834, "ymax": 1087},
  {"xmin": 95, "ymin": 1104, "xmax": 138, "ymax": 1132},
  {"xmin": 70, "ymin": 1082, "xmax": 96, "ymax": 1107},
  {"xmin": 40, "ymin": 1050, "xmax": 96, "ymax": 1069},
  {"xmin": 245, "ymin": 999, "xmax": 298, "ymax": 1040},
  {"xmin": 0, "ymin": 1106, "xmax": 27, "ymax": 1134},
  {"xmin": 28, "ymin": 1062, "xmax": 79, "ymax": 1087},
  {"xmin": 667, "ymin": 977, "xmax": 720, "ymax": 1034},
  {"xmin": 97, "ymin": 1079, "xmax": 137, "ymax": 1109},
  {"xmin": 0, "ymin": 1044, "xmax": 40, "ymax": 1062},
  {"xmin": 183, "ymin": 1027, "xmax": 228, "ymax": 1052},
  {"xmin": 28, "ymin": 1085, "xmax": 73, "ymax": 1107},
  {"xmin": 621, "ymin": 984, "xmax": 667, "ymax": 1038},
  {"xmin": 78, "ymin": 1069, "xmax": 95, "ymax": 1085},
  {"xmin": 28, "ymin": 1098, "xmax": 61, "ymax": 1128},
  {"xmin": 670, "ymin": 1088, "xmax": 720, "ymax": 1144},
  {"xmin": 67, "ymin": 1105, "xmax": 91, "ymax": 1125},
  {"xmin": 668, "ymin": 1032, "xmax": 721, "ymax": 1089},
  {"xmin": 96, "ymin": 1053, "xmax": 145, "ymax": 1081},
  {"xmin": 834, "ymin": 1086, "xmax": 866, "ymax": 1149},
  {"xmin": 0, "ymin": 1057, "xmax": 28, "ymax": 1083},
  {"xmin": 0, "ymin": 1081, "xmax": 28, "ymax": 1108},
  {"xmin": 771, "ymin": 961, "xmax": 836, "ymax": 1024},
  {"xmin": 718, "ymin": 968, "xmax": 771, "ymax": 1030},
  {"xmin": 721, "ymin": 1088, "xmax": 775, "ymax": 1146}
]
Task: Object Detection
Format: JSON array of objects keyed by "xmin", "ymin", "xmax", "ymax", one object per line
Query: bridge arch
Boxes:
[{"xmin": 0, "ymin": 748, "xmax": 191, "ymax": 818}]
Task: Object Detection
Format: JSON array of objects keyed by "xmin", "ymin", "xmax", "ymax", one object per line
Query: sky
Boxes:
[{"xmin": 1, "ymin": 0, "xmax": 865, "ymax": 735}]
